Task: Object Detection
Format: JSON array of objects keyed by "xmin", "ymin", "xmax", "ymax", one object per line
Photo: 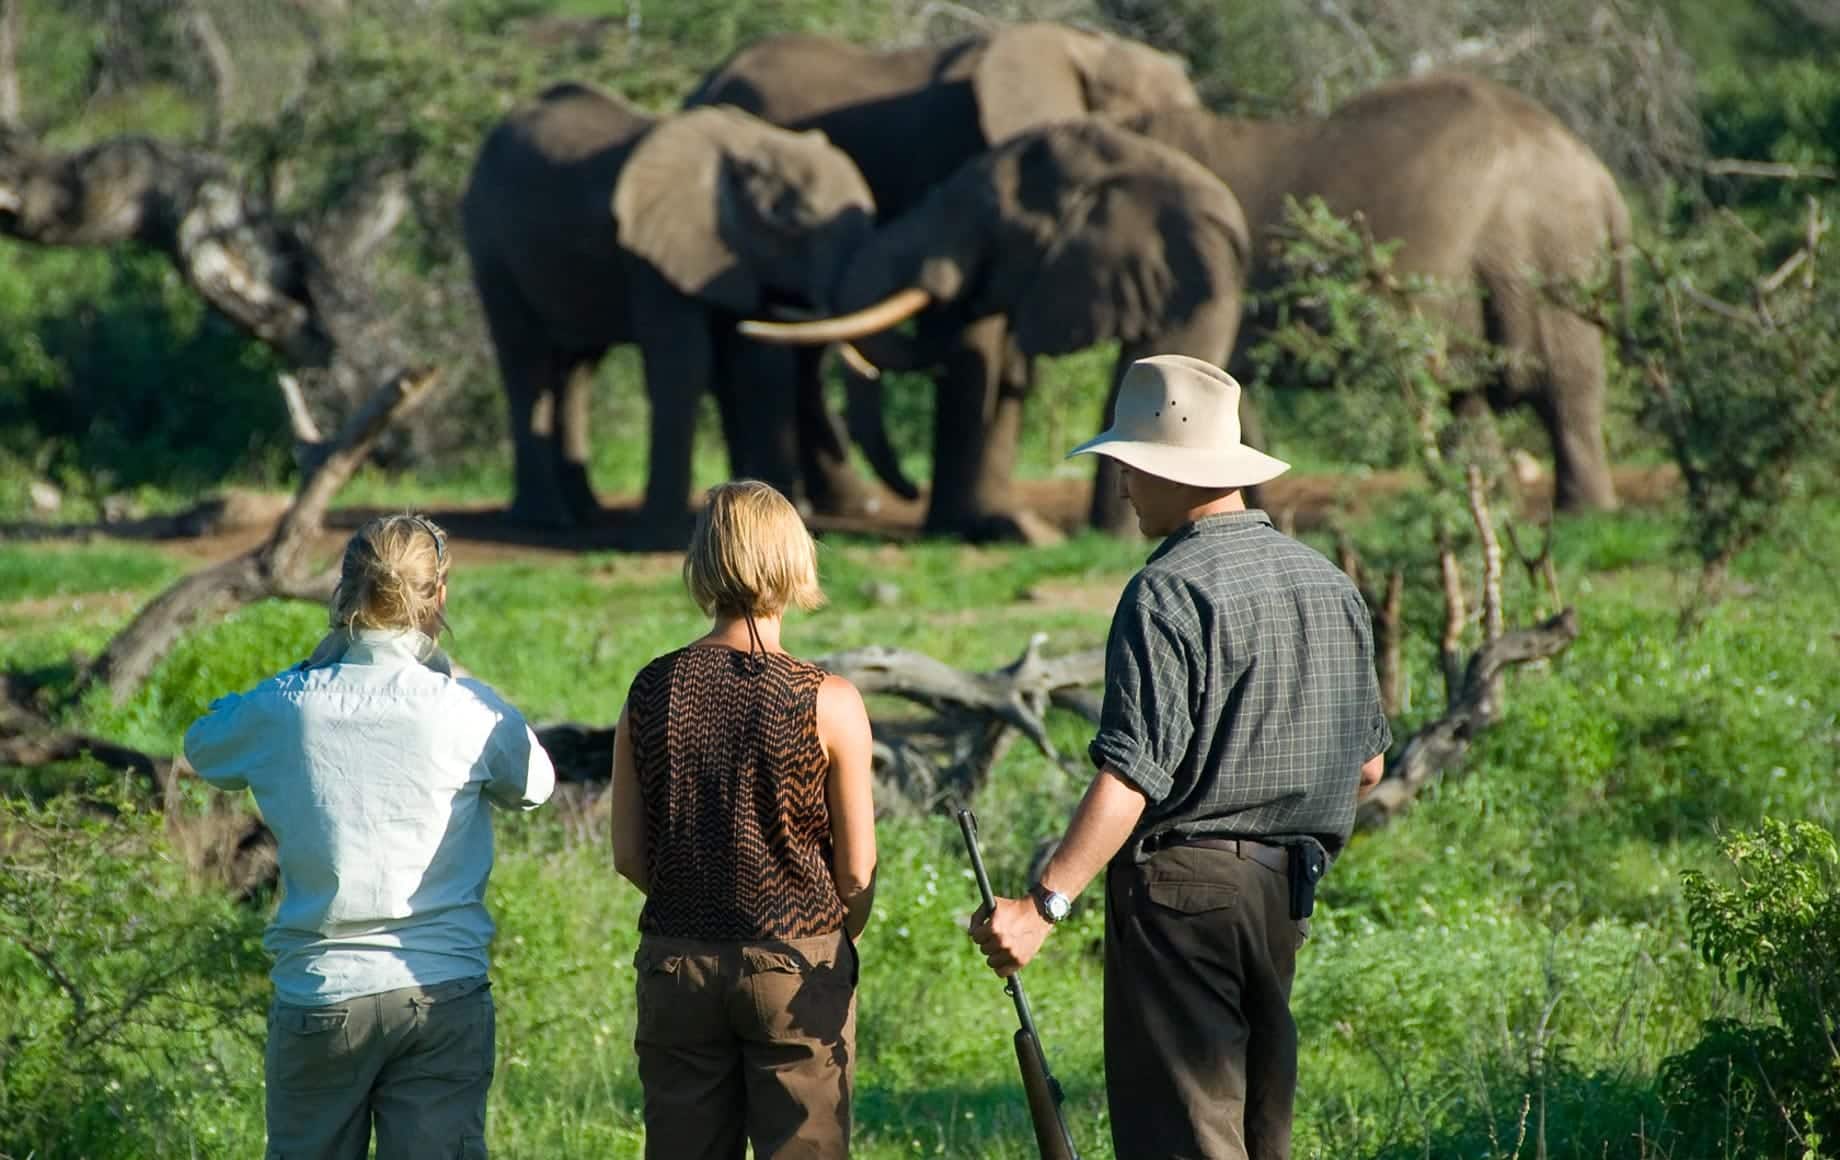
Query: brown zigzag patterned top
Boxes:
[{"xmin": 628, "ymin": 644, "xmax": 846, "ymax": 940}]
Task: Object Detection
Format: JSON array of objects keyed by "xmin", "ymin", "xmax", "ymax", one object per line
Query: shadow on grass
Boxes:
[
  {"xmin": 1358, "ymin": 1057, "xmax": 1681, "ymax": 1160},
  {"xmin": 854, "ymin": 1077, "xmax": 1108, "ymax": 1156}
]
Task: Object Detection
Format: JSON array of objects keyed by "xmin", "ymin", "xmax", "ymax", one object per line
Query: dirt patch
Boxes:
[
  {"xmin": 21, "ymin": 465, "xmax": 1680, "ymax": 570},
  {"xmin": 1, "ymin": 590, "xmax": 144, "ymax": 623}
]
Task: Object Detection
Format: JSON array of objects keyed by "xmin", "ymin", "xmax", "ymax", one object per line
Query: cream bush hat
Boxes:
[{"xmin": 1066, "ymin": 355, "xmax": 1290, "ymax": 488}]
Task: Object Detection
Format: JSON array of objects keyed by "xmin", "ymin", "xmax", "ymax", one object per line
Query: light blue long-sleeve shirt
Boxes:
[{"xmin": 184, "ymin": 628, "xmax": 556, "ymax": 1006}]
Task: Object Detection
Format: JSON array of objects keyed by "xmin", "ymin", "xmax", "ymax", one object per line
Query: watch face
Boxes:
[{"xmin": 1036, "ymin": 886, "xmax": 1071, "ymax": 921}]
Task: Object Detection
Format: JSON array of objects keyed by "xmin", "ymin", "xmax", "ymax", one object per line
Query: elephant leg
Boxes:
[
  {"xmin": 1487, "ymin": 284, "xmax": 1619, "ymax": 512},
  {"xmin": 630, "ymin": 283, "xmax": 713, "ymax": 548},
  {"xmin": 476, "ymin": 261, "xmax": 575, "ymax": 527},
  {"xmin": 795, "ymin": 347, "xmax": 884, "ymax": 517},
  {"xmin": 717, "ymin": 339, "xmax": 803, "ymax": 501},
  {"xmin": 924, "ymin": 316, "xmax": 1044, "ymax": 542},
  {"xmin": 708, "ymin": 339, "xmax": 757, "ymax": 481},
  {"xmin": 1539, "ymin": 312, "xmax": 1618, "ymax": 511},
  {"xmin": 1092, "ymin": 310, "xmax": 1244, "ymax": 533},
  {"xmin": 554, "ymin": 359, "xmax": 603, "ymax": 522},
  {"xmin": 1089, "ymin": 347, "xmax": 1137, "ymax": 536}
]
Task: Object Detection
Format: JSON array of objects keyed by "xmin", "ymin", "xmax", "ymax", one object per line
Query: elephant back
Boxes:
[{"xmin": 463, "ymin": 82, "xmax": 653, "ymax": 249}]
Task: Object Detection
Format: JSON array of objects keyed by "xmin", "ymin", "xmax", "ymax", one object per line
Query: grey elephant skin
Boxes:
[
  {"xmin": 461, "ymin": 82, "xmax": 882, "ymax": 539},
  {"xmin": 1128, "ymin": 72, "xmax": 1630, "ymax": 512},
  {"xmin": 745, "ymin": 119, "xmax": 1252, "ymax": 541},
  {"xmin": 688, "ymin": 23, "xmax": 1199, "ymax": 538}
]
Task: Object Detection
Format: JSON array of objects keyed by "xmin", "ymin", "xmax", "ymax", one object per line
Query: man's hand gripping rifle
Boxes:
[{"xmin": 958, "ymin": 808, "xmax": 1081, "ymax": 1160}]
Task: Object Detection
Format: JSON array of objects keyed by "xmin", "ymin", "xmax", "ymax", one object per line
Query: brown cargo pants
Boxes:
[
  {"xmin": 1104, "ymin": 840, "xmax": 1307, "ymax": 1160},
  {"xmin": 263, "ymin": 975, "xmax": 494, "ymax": 1160},
  {"xmin": 634, "ymin": 928, "xmax": 857, "ymax": 1160}
]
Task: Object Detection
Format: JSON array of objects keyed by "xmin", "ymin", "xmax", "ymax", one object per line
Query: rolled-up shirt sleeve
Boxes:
[
  {"xmin": 481, "ymin": 709, "xmax": 556, "ymax": 811},
  {"xmin": 1348, "ymin": 590, "xmax": 1393, "ymax": 759},
  {"xmin": 183, "ymin": 693, "xmax": 257, "ymax": 791},
  {"xmin": 1088, "ymin": 577, "xmax": 1196, "ymax": 805}
]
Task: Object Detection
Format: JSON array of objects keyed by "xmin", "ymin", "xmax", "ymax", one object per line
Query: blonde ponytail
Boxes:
[{"xmin": 330, "ymin": 514, "xmax": 450, "ymax": 634}]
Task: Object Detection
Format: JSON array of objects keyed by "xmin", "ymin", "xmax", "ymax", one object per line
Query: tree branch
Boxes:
[
  {"xmin": 82, "ymin": 367, "xmax": 438, "ymax": 703},
  {"xmin": 1468, "ymin": 465, "xmax": 1504, "ymax": 645},
  {"xmin": 1702, "ymin": 158, "xmax": 1837, "ymax": 182},
  {"xmin": 1357, "ymin": 608, "xmax": 1580, "ymax": 831},
  {"xmin": 0, "ymin": 134, "xmax": 333, "ymax": 365},
  {"xmin": 0, "ymin": 0, "xmax": 20, "ymax": 129}
]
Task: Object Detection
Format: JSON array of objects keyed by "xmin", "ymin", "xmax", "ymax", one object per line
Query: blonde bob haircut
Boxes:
[{"xmin": 684, "ymin": 481, "xmax": 825, "ymax": 619}]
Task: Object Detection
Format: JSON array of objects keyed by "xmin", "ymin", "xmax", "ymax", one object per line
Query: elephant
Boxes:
[
  {"xmin": 684, "ymin": 22, "xmax": 1201, "ymax": 220},
  {"xmin": 687, "ymin": 22, "xmax": 1203, "ymax": 535},
  {"xmin": 460, "ymin": 82, "xmax": 894, "ymax": 538},
  {"xmin": 740, "ymin": 118, "xmax": 1252, "ymax": 541},
  {"xmin": 1122, "ymin": 72, "xmax": 1630, "ymax": 513}
]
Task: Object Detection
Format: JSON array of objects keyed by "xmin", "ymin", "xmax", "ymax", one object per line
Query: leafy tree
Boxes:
[{"xmin": 1664, "ymin": 819, "xmax": 1840, "ymax": 1159}]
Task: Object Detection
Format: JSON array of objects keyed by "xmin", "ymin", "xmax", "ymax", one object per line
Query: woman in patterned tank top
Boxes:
[{"xmin": 611, "ymin": 480, "xmax": 877, "ymax": 1159}]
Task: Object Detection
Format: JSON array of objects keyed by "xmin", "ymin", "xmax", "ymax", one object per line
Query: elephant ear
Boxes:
[
  {"xmin": 613, "ymin": 107, "xmax": 762, "ymax": 315},
  {"xmin": 973, "ymin": 23, "xmax": 1101, "ymax": 146},
  {"xmin": 1009, "ymin": 135, "xmax": 1250, "ymax": 359}
]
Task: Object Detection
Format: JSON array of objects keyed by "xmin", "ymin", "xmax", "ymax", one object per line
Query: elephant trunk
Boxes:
[
  {"xmin": 739, "ymin": 287, "xmax": 932, "ymax": 344},
  {"xmin": 842, "ymin": 366, "xmax": 920, "ymax": 501}
]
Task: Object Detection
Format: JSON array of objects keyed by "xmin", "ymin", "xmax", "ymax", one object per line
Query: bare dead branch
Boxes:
[
  {"xmin": 819, "ymin": 635, "xmax": 1105, "ymax": 773},
  {"xmin": 18, "ymin": 939, "xmax": 88, "ymax": 1043},
  {"xmin": 1757, "ymin": 249, "xmax": 1809, "ymax": 297},
  {"xmin": 180, "ymin": 1, "xmax": 238, "ymax": 145},
  {"xmin": 1702, "ymin": 159, "xmax": 1838, "ymax": 182},
  {"xmin": 1439, "ymin": 537, "xmax": 1468, "ymax": 705},
  {"xmin": 277, "ymin": 373, "xmax": 325, "ymax": 445},
  {"xmin": 1678, "ymin": 280, "xmax": 1760, "ymax": 328},
  {"xmin": 1378, "ymin": 568, "xmax": 1405, "ymax": 718},
  {"xmin": 1357, "ymin": 608, "xmax": 1581, "ymax": 830},
  {"xmin": 0, "ymin": 135, "xmax": 334, "ymax": 365},
  {"xmin": 1503, "ymin": 518, "xmax": 1564, "ymax": 614},
  {"xmin": 1467, "ymin": 465, "xmax": 1504, "ymax": 644},
  {"xmin": 0, "ymin": 0, "xmax": 20, "ymax": 128},
  {"xmin": 83, "ymin": 367, "xmax": 438, "ymax": 703},
  {"xmin": 0, "ymin": 729, "xmax": 176, "ymax": 797}
]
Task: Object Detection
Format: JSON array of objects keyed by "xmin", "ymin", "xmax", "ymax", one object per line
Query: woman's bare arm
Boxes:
[{"xmin": 818, "ymin": 674, "xmax": 877, "ymax": 938}]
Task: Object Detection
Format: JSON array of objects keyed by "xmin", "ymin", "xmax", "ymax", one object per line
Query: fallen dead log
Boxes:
[
  {"xmin": 0, "ymin": 490, "xmax": 295, "ymax": 544},
  {"xmin": 524, "ymin": 638, "xmax": 1105, "ymax": 811},
  {"xmin": 81, "ymin": 367, "xmax": 436, "ymax": 704},
  {"xmin": 1355, "ymin": 607, "xmax": 1580, "ymax": 830}
]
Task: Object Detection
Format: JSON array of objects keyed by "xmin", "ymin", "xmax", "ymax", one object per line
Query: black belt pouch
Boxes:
[{"xmin": 1285, "ymin": 839, "xmax": 1329, "ymax": 920}]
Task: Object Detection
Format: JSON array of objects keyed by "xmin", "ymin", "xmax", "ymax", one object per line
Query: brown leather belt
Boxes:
[{"xmin": 1139, "ymin": 833, "xmax": 1289, "ymax": 873}]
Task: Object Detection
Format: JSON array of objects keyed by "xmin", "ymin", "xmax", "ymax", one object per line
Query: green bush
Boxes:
[
  {"xmin": 0, "ymin": 788, "xmax": 268, "ymax": 1159},
  {"xmin": 1661, "ymin": 820, "xmax": 1840, "ymax": 1159},
  {"xmin": 0, "ymin": 247, "xmax": 289, "ymax": 504}
]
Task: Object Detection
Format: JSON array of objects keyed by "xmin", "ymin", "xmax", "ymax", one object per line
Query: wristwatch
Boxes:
[{"xmin": 1029, "ymin": 882, "xmax": 1073, "ymax": 924}]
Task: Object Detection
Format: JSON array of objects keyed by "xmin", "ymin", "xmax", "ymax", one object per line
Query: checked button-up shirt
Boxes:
[{"xmin": 1090, "ymin": 510, "xmax": 1392, "ymax": 859}]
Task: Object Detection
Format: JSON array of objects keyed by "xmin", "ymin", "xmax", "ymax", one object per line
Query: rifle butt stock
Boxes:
[{"xmin": 1015, "ymin": 1027, "xmax": 1080, "ymax": 1160}]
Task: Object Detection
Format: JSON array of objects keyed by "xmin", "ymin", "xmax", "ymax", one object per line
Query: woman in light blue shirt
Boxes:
[{"xmin": 186, "ymin": 514, "xmax": 555, "ymax": 1160}]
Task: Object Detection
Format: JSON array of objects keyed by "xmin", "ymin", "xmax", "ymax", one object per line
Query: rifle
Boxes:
[{"xmin": 957, "ymin": 807, "xmax": 1081, "ymax": 1160}]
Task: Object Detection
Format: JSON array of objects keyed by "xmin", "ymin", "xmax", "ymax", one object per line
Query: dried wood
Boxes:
[
  {"xmin": 83, "ymin": 368, "xmax": 438, "ymax": 703},
  {"xmin": 1702, "ymin": 158, "xmax": 1837, "ymax": 181},
  {"xmin": 1356, "ymin": 608, "xmax": 1579, "ymax": 831},
  {"xmin": 1467, "ymin": 465, "xmax": 1504, "ymax": 645}
]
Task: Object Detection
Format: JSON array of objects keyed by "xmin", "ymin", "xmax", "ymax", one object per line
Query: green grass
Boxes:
[{"xmin": 2, "ymin": 493, "xmax": 1836, "ymax": 1158}]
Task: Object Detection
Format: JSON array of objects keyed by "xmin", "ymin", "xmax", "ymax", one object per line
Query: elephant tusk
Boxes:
[
  {"xmin": 739, "ymin": 287, "xmax": 933, "ymax": 345},
  {"xmin": 838, "ymin": 343, "xmax": 881, "ymax": 380}
]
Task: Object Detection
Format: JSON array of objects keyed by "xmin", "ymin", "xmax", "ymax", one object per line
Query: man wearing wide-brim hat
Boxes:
[{"xmin": 969, "ymin": 355, "xmax": 1392, "ymax": 1160}]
